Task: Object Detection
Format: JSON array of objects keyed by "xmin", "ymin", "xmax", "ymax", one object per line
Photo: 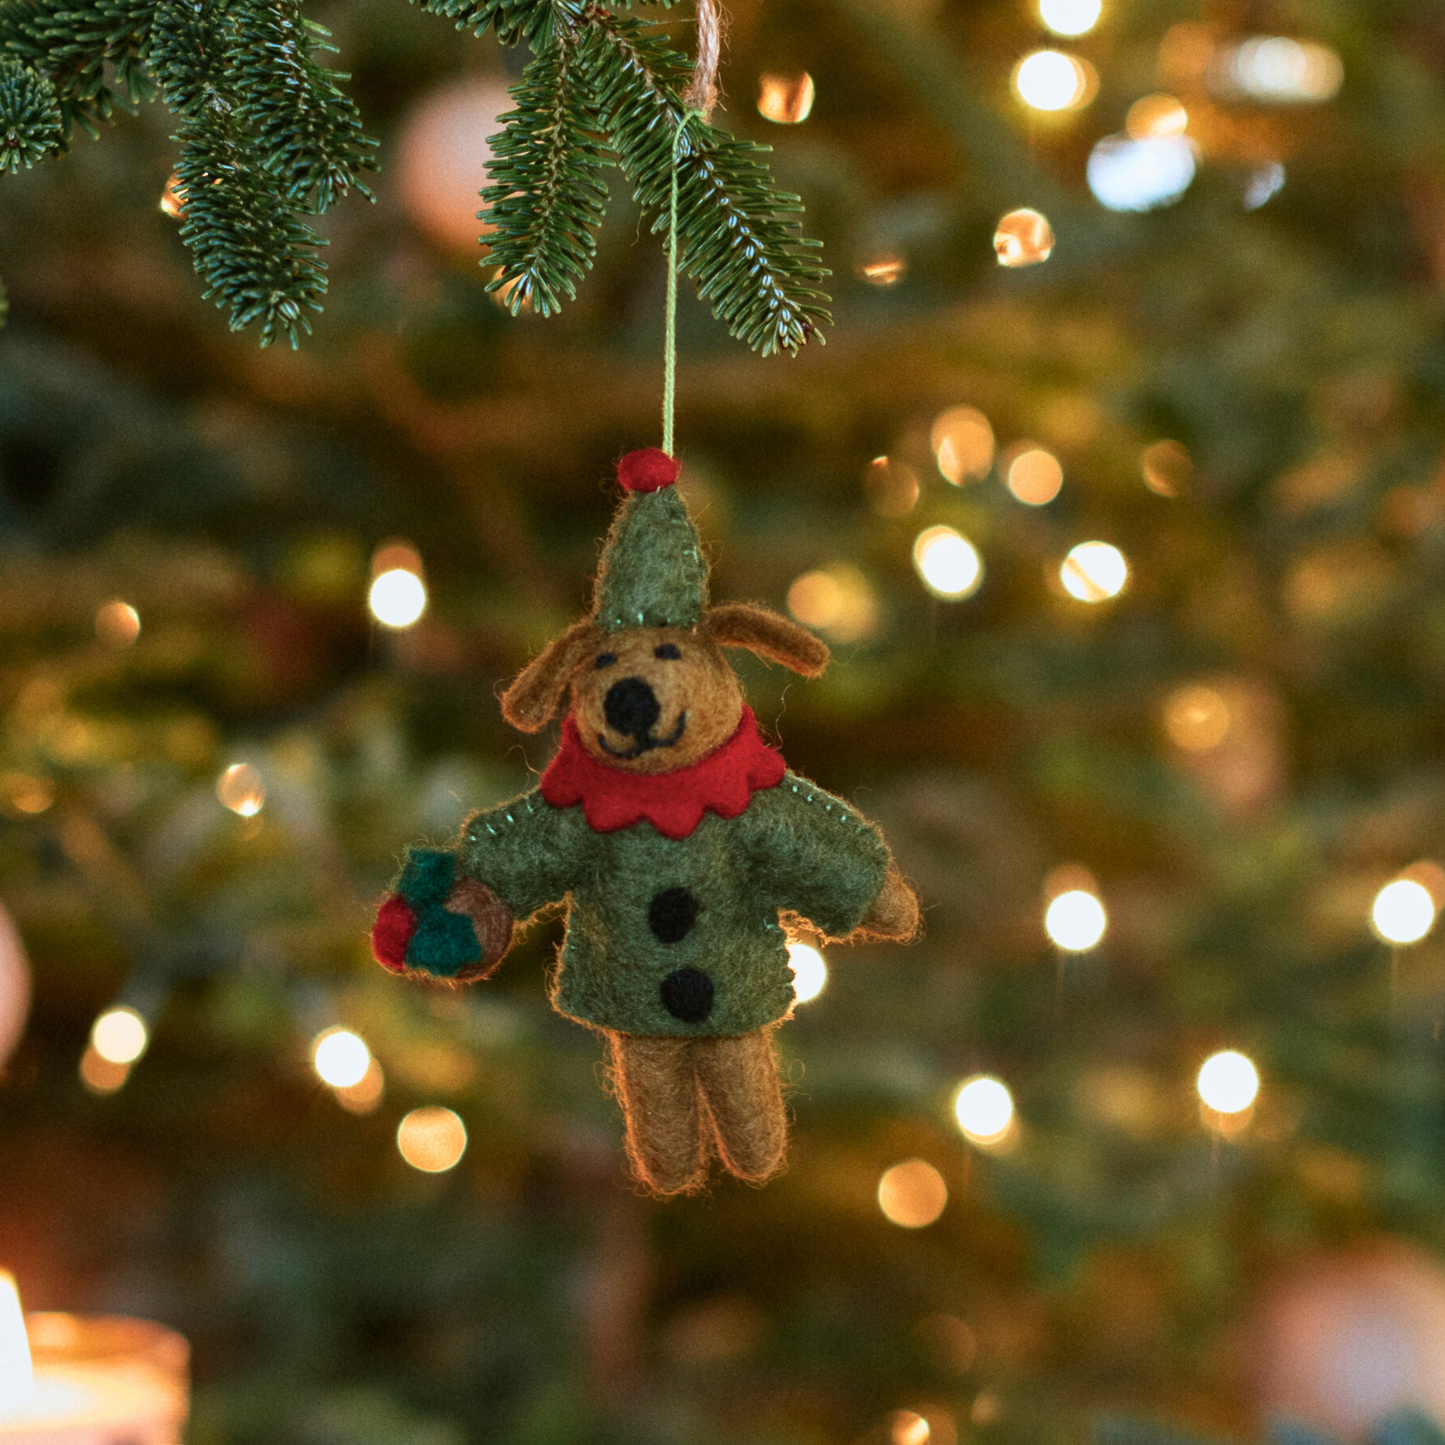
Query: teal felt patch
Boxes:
[{"xmin": 397, "ymin": 847, "xmax": 481, "ymax": 977}]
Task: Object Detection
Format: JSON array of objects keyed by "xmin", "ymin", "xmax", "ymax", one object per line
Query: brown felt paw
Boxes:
[
  {"xmin": 857, "ymin": 867, "xmax": 921, "ymax": 941},
  {"xmin": 443, "ymin": 878, "xmax": 515, "ymax": 982}
]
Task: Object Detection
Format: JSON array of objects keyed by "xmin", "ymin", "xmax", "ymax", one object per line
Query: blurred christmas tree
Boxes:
[{"xmin": 7, "ymin": 0, "xmax": 1445, "ymax": 1442}]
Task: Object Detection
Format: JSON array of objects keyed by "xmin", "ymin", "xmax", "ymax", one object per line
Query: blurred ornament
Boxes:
[
  {"xmin": 1037, "ymin": 0, "xmax": 1100, "ymax": 38},
  {"xmin": 0, "ymin": 899, "xmax": 30, "ymax": 1070},
  {"xmin": 394, "ymin": 77, "xmax": 513, "ymax": 254},
  {"xmin": 757, "ymin": 72, "xmax": 814, "ymax": 124},
  {"xmin": 1013, "ymin": 50, "xmax": 1097, "ymax": 112},
  {"xmin": 1253, "ymin": 1243, "xmax": 1445, "ymax": 1439},
  {"xmin": 1087, "ymin": 134, "xmax": 1196, "ymax": 211},
  {"xmin": 993, "ymin": 208, "xmax": 1055, "ymax": 267},
  {"xmin": 931, "ymin": 407, "xmax": 995, "ymax": 484}
]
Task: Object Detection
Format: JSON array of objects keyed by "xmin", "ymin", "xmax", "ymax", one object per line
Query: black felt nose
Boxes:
[{"xmin": 604, "ymin": 676, "xmax": 660, "ymax": 736}]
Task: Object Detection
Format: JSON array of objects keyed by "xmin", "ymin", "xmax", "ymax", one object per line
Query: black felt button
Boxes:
[
  {"xmin": 660, "ymin": 967, "xmax": 714, "ymax": 1023},
  {"xmin": 649, "ymin": 887, "xmax": 700, "ymax": 944}
]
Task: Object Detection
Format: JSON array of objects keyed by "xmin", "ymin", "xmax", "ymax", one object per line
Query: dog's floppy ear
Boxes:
[
  {"xmin": 501, "ymin": 621, "xmax": 601, "ymax": 732},
  {"xmin": 703, "ymin": 602, "xmax": 830, "ymax": 678}
]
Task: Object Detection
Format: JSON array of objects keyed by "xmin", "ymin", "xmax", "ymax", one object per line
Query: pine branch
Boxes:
[
  {"xmin": 0, "ymin": 0, "xmax": 155, "ymax": 140},
  {"xmin": 0, "ymin": 55, "xmax": 61, "ymax": 169},
  {"xmin": 480, "ymin": 36, "xmax": 609, "ymax": 316},
  {"xmin": 228, "ymin": 0, "xmax": 378, "ymax": 213},
  {"xmin": 577, "ymin": 6, "xmax": 830, "ymax": 356},
  {"xmin": 151, "ymin": 0, "xmax": 329, "ymax": 348}
]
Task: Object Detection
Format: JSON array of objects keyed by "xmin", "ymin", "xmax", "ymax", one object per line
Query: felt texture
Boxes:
[
  {"xmin": 444, "ymin": 877, "xmax": 515, "ymax": 980},
  {"xmin": 383, "ymin": 848, "xmax": 484, "ymax": 978},
  {"xmin": 660, "ymin": 966, "xmax": 715, "ymax": 1023},
  {"xmin": 704, "ymin": 601, "xmax": 831, "ymax": 678},
  {"xmin": 451, "ymin": 766, "xmax": 890, "ymax": 1036},
  {"xmin": 617, "ymin": 448, "xmax": 679, "ymax": 493},
  {"xmin": 567, "ymin": 625, "xmax": 744, "ymax": 772},
  {"xmin": 859, "ymin": 866, "xmax": 923, "ymax": 940},
  {"xmin": 372, "ymin": 896, "xmax": 416, "ymax": 972},
  {"xmin": 608, "ymin": 1032, "xmax": 707, "ymax": 1195},
  {"xmin": 648, "ymin": 886, "xmax": 700, "ymax": 943},
  {"xmin": 593, "ymin": 486, "xmax": 709, "ymax": 632},
  {"xmin": 540, "ymin": 705, "xmax": 785, "ymax": 838},
  {"xmin": 694, "ymin": 1028, "xmax": 788, "ymax": 1182},
  {"xmin": 501, "ymin": 619, "xmax": 601, "ymax": 733}
]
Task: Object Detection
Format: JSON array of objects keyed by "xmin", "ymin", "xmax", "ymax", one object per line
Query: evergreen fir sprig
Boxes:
[
  {"xmin": 481, "ymin": 38, "xmax": 609, "ymax": 316},
  {"xmin": 0, "ymin": 56, "xmax": 62, "ymax": 170}
]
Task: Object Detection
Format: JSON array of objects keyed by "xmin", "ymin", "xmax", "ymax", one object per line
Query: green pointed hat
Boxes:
[{"xmin": 592, "ymin": 449, "xmax": 709, "ymax": 632}]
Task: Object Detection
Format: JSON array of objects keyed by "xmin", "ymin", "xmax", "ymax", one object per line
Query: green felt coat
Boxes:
[{"xmin": 455, "ymin": 771, "xmax": 890, "ymax": 1037}]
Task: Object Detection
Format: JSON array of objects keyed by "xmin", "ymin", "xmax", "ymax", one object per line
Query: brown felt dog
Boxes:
[{"xmin": 375, "ymin": 453, "xmax": 918, "ymax": 1195}]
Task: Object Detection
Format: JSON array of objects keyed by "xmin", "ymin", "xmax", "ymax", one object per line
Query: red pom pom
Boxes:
[
  {"xmin": 372, "ymin": 895, "xmax": 418, "ymax": 972},
  {"xmin": 617, "ymin": 448, "xmax": 679, "ymax": 493}
]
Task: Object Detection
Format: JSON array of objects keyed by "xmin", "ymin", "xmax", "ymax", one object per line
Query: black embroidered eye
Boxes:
[
  {"xmin": 594, "ymin": 652, "xmax": 617, "ymax": 669},
  {"xmin": 654, "ymin": 643, "xmax": 681, "ymax": 660}
]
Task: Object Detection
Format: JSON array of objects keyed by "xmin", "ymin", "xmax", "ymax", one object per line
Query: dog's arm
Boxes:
[
  {"xmin": 372, "ymin": 789, "xmax": 588, "ymax": 983},
  {"xmin": 742, "ymin": 771, "xmax": 920, "ymax": 945}
]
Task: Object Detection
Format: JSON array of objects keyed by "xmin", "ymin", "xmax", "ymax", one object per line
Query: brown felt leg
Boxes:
[
  {"xmin": 607, "ymin": 1032, "xmax": 707, "ymax": 1196},
  {"xmin": 693, "ymin": 1028, "xmax": 788, "ymax": 1183}
]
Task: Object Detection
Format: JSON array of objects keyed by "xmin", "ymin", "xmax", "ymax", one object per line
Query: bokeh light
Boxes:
[
  {"xmin": 91, "ymin": 1005, "xmax": 149, "ymax": 1065},
  {"xmin": 369, "ymin": 569, "xmax": 428, "ymax": 628},
  {"xmin": 786, "ymin": 566, "xmax": 877, "ymax": 643},
  {"xmin": 954, "ymin": 1075, "xmax": 1014, "ymax": 1144},
  {"xmin": 334, "ymin": 1058, "xmax": 386, "ymax": 1116},
  {"xmin": 1087, "ymin": 134, "xmax": 1196, "ymax": 211},
  {"xmin": 878, "ymin": 1160, "xmax": 949, "ymax": 1228},
  {"xmin": 159, "ymin": 173, "xmax": 185, "ymax": 218},
  {"xmin": 1059, "ymin": 541, "xmax": 1128, "ymax": 602},
  {"xmin": 1228, "ymin": 37, "xmax": 1342, "ymax": 102},
  {"xmin": 1196, "ymin": 1050, "xmax": 1260, "ymax": 1113},
  {"xmin": 864, "ymin": 456, "xmax": 921, "ymax": 516},
  {"xmin": 79, "ymin": 1046, "xmax": 131, "ymax": 1095},
  {"xmin": 1038, "ymin": 0, "xmax": 1101, "ymax": 37},
  {"xmin": 1044, "ymin": 889, "xmax": 1107, "ymax": 951},
  {"xmin": 890, "ymin": 1409, "xmax": 932, "ymax": 1445},
  {"xmin": 217, "ymin": 762, "xmax": 265, "ymax": 817},
  {"xmin": 931, "ymin": 407, "xmax": 995, "ymax": 484},
  {"xmin": 1140, "ymin": 439, "xmax": 1192, "ymax": 496},
  {"xmin": 1371, "ymin": 879, "xmax": 1436, "ymax": 945},
  {"xmin": 397, "ymin": 1106, "xmax": 468, "ymax": 1173},
  {"xmin": 786, "ymin": 940, "xmax": 828, "ymax": 1003},
  {"xmin": 1164, "ymin": 684, "xmax": 1231, "ymax": 751},
  {"xmin": 3, "ymin": 773, "xmax": 53, "ymax": 815},
  {"xmin": 856, "ymin": 253, "xmax": 906, "ymax": 286},
  {"xmin": 993, "ymin": 208, "xmax": 1055, "ymax": 267},
  {"xmin": 0, "ymin": 1270, "xmax": 32, "ymax": 1401},
  {"xmin": 95, "ymin": 600, "xmax": 141, "ymax": 649},
  {"xmin": 311, "ymin": 1027, "xmax": 372, "ymax": 1089},
  {"xmin": 757, "ymin": 72, "xmax": 815, "ymax": 124},
  {"xmin": 1244, "ymin": 162, "xmax": 1286, "ymax": 210},
  {"xmin": 1005, "ymin": 447, "xmax": 1064, "ymax": 505},
  {"xmin": 913, "ymin": 527, "xmax": 983, "ymax": 600},
  {"xmin": 1126, "ymin": 94, "xmax": 1187, "ymax": 139},
  {"xmin": 1013, "ymin": 50, "xmax": 1094, "ymax": 112}
]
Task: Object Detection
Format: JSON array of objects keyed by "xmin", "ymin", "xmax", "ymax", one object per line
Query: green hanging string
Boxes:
[{"xmin": 663, "ymin": 110, "xmax": 701, "ymax": 458}]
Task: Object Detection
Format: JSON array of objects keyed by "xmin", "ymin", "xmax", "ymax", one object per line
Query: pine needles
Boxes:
[{"xmin": 0, "ymin": 0, "xmax": 830, "ymax": 352}]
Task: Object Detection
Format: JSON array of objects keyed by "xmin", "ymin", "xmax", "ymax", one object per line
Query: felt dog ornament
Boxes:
[{"xmin": 372, "ymin": 450, "xmax": 919, "ymax": 1194}]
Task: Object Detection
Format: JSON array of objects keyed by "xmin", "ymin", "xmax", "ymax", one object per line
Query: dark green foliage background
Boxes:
[{"xmin": 2, "ymin": 1, "xmax": 1445, "ymax": 1443}]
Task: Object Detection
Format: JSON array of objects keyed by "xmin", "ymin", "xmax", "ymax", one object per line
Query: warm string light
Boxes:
[
  {"xmin": 1371, "ymin": 879, "xmax": 1436, "ymax": 946},
  {"xmin": 1125, "ymin": 94, "xmax": 1187, "ymax": 140},
  {"xmin": 397, "ymin": 1106, "xmax": 468, "ymax": 1172},
  {"xmin": 1004, "ymin": 446, "xmax": 1063, "ymax": 505},
  {"xmin": 369, "ymin": 539, "xmax": 427, "ymax": 629},
  {"xmin": 91, "ymin": 1006, "xmax": 148, "ymax": 1066},
  {"xmin": 1197, "ymin": 1050, "xmax": 1259, "ymax": 1114},
  {"xmin": 889, "ymin": 1409, "xmax": 932, "ymax": 1445},
  {"xmin": 1059, "ymin": 541, "xmax": 1127, "ymax": 602},
  {"xmin": 931, "ymin": 407, "xmax": 995, "ymax": 485},
  {"xmin": 1140, "ymin": 439, "xmax": 1192, "ymax": 496},
  {"xmin": 1225, "ymin": 37, "xmax": 1342, "ymax": 103},
  {"xmin": 913, "ymin": 527, "xmax": 983, "ymax": 600},
  {"xmin": 1044, "ymin": 889, "xmax": 1106, "ymax": 951},
  {"xmin": 785, "ymin": 940, "xmax": 827, "ymax": 1004},
  {"xmin": 1163, "ymin": 684, "xmax": 1230, "ymax": 752},
  {"xmin": 216, "ymin": 763, "xmax": 265, "ymax": 817},
  {"xmin": 94, "ymin": 600, "xmax": 141, "ymax": 650},
  {"xmin": 0, "ymin": 1270, "xmax": 33, "ymax": 1410},
  {"xmin": 953, "ymin": 1075, "xmax": 1014, "ymax": 1146},
  {"xmin": 877, "ymin": 1160, "xmax": 948, "ymax": 1228},
  {"xmin": 993, "ymin": 209, "xmax": 1055, "ymax": 268},
  {"xmin": 756, "ymin": 72, "xmax": 815, "ymax": 124},
  {"xmin": 864, "ymin": 456, "xmax": 921, "ymax": 516},
  {"xmin": 786, "ymin": 566, "xmax": 878, "ymax": 643},
  {"xmin": 1087, "ymin": 134, "xmax": 1196, "ymax": 212},
  {"xmin": 311, "ymin": 1027, "xmax": 372, "ymax": 1089},
  {"xmin": 1013, "ymin": 50, "xmax": 1096, "ymax": 112},
  {"xmin": 1038, "ymin": 0, "xmax": 1101, "ymax": 37},
  {"xmin": 856, "ymin": 253, "xmax": 907, "ymax": 286}
]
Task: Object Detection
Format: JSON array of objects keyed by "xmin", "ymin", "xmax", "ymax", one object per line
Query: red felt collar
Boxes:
[{"xmin": 539, "ymin": 705, "xmax": 786, "ymax": 839}]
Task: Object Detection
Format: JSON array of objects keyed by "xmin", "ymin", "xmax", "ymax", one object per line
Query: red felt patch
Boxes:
[
  {"xmin": 540, "ymin": 705, "xmax": 786, "ymax": 839},
  {"xmin": 617, "ymin": 448, "xmax": 679, "ymax": 493},
  {"xmin": 372, "ymin": 895, "xmax": 418, "ymax": 972}
]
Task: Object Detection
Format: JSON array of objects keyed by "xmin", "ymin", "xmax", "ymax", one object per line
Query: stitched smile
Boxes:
[{"xmin": 598, "ymin": 712, "xmax": 688, "ymax": 759}]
